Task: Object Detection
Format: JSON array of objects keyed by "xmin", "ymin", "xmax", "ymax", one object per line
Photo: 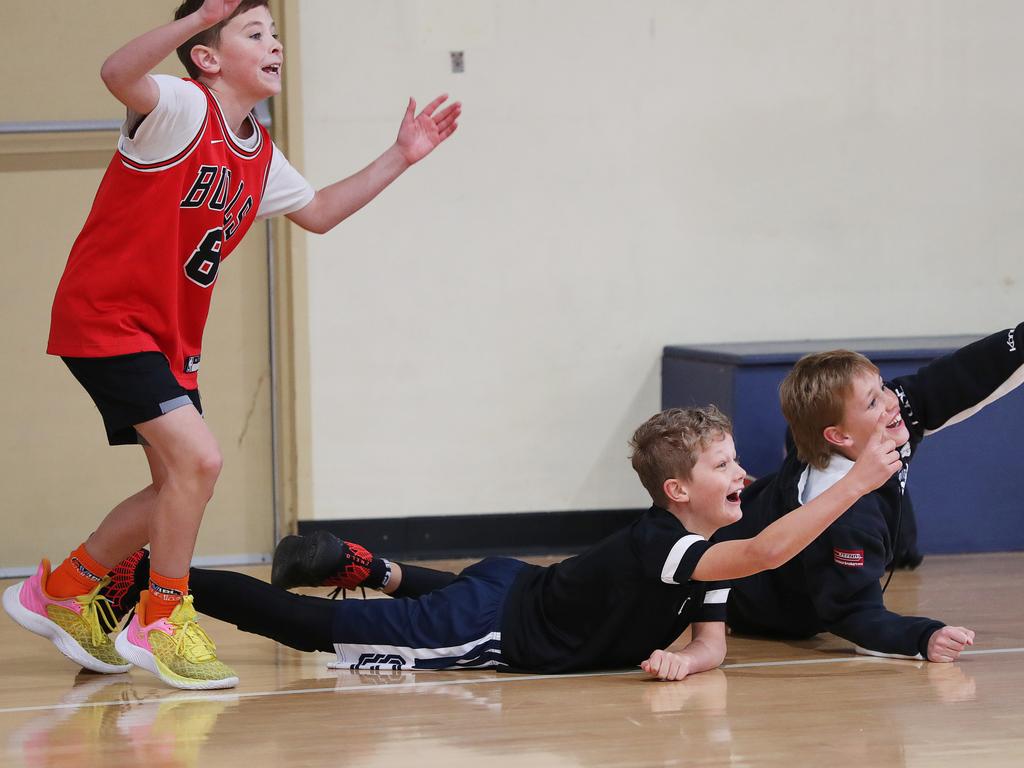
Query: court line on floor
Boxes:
[{"xmin": 3, "ymin": 645, "xmax": 1023, "ymax": 716}]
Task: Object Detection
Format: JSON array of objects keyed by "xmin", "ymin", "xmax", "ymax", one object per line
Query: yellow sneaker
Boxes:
[
  {"xmin": 114, "ymin": 593, "xmax": 238, "ymax": 690},
  {"xmin": 2, "ymin": 560, "xmax": 131, "ymax": 674}
]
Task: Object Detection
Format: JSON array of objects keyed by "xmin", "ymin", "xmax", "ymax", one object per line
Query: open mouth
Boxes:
[
  {"xmin": 262, "ymin": 64, "xmax": 281, "ymax": 75},
  {"xmin": 726, "ymin": 490, "xmax": 742, "ymax": 504},
  {"xmin": 886, "ymin": 414, "xmax": 903, "ymax": 429}
]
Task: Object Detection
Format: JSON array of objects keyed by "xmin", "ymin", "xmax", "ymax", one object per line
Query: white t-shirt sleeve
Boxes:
[
  {"xmin": 257, "ymin": 144, "xmax": 316, "ymax": 219},
  {"xmin": 117, "ymin": 75, "xmax": 207, "ymax": 164}
]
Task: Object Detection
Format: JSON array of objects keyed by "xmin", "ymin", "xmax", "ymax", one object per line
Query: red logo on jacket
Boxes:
[{"xmin": 833, "ymin": 548, "xmax": 865, "ymax": 567}]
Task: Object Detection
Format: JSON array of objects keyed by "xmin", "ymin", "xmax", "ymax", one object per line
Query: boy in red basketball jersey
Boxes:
[{"xmin": 2, "ymin": 0, "xmax": 459, "ymax": 690}]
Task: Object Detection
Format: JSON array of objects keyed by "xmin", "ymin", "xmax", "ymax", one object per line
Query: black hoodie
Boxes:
[{"xmin": 720, "ymin": 323, "xmax": 1024, "ymax": 658}]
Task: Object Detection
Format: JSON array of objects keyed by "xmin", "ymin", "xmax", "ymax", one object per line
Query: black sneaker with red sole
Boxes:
[{"xmin": 271, "ymin": 531, "xmax": 377, "ymax": 591}]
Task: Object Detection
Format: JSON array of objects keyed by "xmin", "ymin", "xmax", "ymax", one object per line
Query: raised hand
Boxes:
[
  {"xmin": 395, "ymin": 95, "xmax": 461, "ymax": 165},
  {"xmin": 847, "ymin": 408, "xmax": 903, "ymax": 495},
  {"xmin": 927, "ymin": 625, "xmax": 975, "ymax": 662},
  {"xmin": 196, "ymin": 0, "xmax": 244, "ymax": 26},
  {"xmin": 641, "ymin": 649, "xmax": 692, "ymax": 681}
]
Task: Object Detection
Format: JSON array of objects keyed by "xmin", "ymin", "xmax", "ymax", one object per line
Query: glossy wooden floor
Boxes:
[{"xmin": 2, "ymin": 552, "xmax": 1024, "ymax": 767}]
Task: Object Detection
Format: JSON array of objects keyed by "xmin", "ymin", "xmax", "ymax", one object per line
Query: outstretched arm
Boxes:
[
  {"xmin": 641, "ymin": 622, "xmax": 727, "ymax": 681},
  {"xmin": 692, "ymin": 410, "xmax": 902, "ymax": 583},
  {"xmin": 100, "ymin": 0, "xmax": 239, "ymax": 114},
  {"xmin": 896, "ymin": 321, "xmax": 1024, "ymax": 438},
  {"xmin": 287, "ymin": 95, "xmax": 461, "ymax": 234}
]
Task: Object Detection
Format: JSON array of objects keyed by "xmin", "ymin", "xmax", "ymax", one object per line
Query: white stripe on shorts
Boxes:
[{"xmin": 329, "ymin": 631, "xmax": 502, "ymax": 670}]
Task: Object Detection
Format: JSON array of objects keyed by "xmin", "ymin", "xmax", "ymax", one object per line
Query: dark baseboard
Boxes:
[{"xmin": 297, "ymin": 509, "xmax": 646, "ymax": 561}]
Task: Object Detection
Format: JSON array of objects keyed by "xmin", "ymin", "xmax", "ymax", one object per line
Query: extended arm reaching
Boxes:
[
  {"xmin": 286, "ymin": 95, "xmax": 461, "ymax": 234},
  {"xmin": 895, "ymin": 321, "xmax": 1024, "ymax": 438},
  {"xmin": 692, "ymin": 409, "xmax": 902, "ymax": 583}
]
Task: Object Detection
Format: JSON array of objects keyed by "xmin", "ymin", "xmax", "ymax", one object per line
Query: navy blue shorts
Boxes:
[
  {"xmin": 63, "ymin": 352, "xmax": 202, "ymax": 446},
  {"xmin": 329, "ymin": 557, "xmax": 526, "ymax": 671}
]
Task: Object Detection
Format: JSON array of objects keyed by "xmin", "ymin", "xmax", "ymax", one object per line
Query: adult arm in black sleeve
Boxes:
[{"xmin": 893, "ymin": 322, "xmax": 1024, "ymax": 439}]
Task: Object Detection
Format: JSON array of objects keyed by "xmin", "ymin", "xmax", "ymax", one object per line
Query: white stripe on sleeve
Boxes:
[
  {"xmin": 661, "ymin": 534, "xmax": 706, "ymax": 585},
  {"xmin": 703, "ymin": 588, "xmax": 730, "ymax": 604}
]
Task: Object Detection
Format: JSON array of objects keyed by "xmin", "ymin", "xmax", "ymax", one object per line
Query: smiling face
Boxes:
[
  {"xmin": 828, "ymin": 370, "xmax": 911, "ymax": 459},
  {"xmin": 204, "ymin": 6, "xmax": 283, "ymax": 100},
  {"xmin": 670, "ymin": 433, "xmax": 746, "ymax": 536}
]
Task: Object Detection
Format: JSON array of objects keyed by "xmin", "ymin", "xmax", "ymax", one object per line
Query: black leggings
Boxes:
[
  {"xmin": 187, "ymin": 562, "xmax": 459, "ymax": 653},
  {"xmin": 391, "ymin": 563, "xmax": 458, "ymax": 598},
  {"xmin": 189, "ymin": 568, "xmax": 336, "ymax": 653}
]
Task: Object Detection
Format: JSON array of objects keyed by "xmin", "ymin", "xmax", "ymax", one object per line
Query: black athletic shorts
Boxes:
[{"xmin": 62, "ymin": 352, "xmax": 202, "ymax": 446}]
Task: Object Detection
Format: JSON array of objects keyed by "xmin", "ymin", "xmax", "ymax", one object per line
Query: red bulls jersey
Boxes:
[{"xmin": 47, "ymin": 80, "xmax": 273, "ymax": 388}]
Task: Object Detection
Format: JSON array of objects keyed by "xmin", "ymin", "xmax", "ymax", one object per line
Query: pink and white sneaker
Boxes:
[
  {"xmin": 2, "ymin": 560, "xmax": 131, "ymax": 674},
  {"xmin": 114, "ymin": 592, "xmax": 238, "ymax": 690}
]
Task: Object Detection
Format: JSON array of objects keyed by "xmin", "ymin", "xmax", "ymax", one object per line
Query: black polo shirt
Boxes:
[{"xmin": 501, "ymin": 507, "xmax": 729, "ymax": 674}]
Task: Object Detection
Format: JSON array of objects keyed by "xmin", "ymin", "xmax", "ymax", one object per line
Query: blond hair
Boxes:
[
  {"xmin": 779, "ymin": 350, "xmax": 879, "ymax": 469},
  {"xmin": 630, "ymin": 406, "xmax": 733, "ymax": 507}
]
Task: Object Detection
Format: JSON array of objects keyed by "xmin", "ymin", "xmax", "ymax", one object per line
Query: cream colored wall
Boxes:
[
  {"xmin": 0, "ymin": 2, "xmax": 275, "ymax": 573},
  {"xmin": 295, "ymin": 0, "xmax": 1024, "ymax": 522}
]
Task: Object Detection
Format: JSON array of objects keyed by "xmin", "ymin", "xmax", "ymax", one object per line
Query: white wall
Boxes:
[{"xmin": 296, "ymin": 0, "xmax": 1024, "ymax": 521}]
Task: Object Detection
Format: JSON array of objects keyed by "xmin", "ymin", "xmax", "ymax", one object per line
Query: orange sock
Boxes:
[
  {"xmin": 48, "ymin": 544, "xmax": 111, "ymax": 599},
  {"xmin": 143, "ymin": 570, "xmax": 190, "ymax": 623}
]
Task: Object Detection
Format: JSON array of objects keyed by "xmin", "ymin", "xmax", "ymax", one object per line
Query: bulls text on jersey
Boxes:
[{"xmin": 180, "ymin": 165, "xmax": 254, "ymax": 288}]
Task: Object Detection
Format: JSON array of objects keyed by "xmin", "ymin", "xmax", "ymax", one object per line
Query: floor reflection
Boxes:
[
  {"xmin": 9, "ymin": 671, "xmax": 237, "ymax": 768},
  {"xmin": 4, "ymin": 654, "xmax": 981, "ymax": 768},
  {"xmin": 242, "ymin": 667, "xmax": 738, "ymax": 766}
]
